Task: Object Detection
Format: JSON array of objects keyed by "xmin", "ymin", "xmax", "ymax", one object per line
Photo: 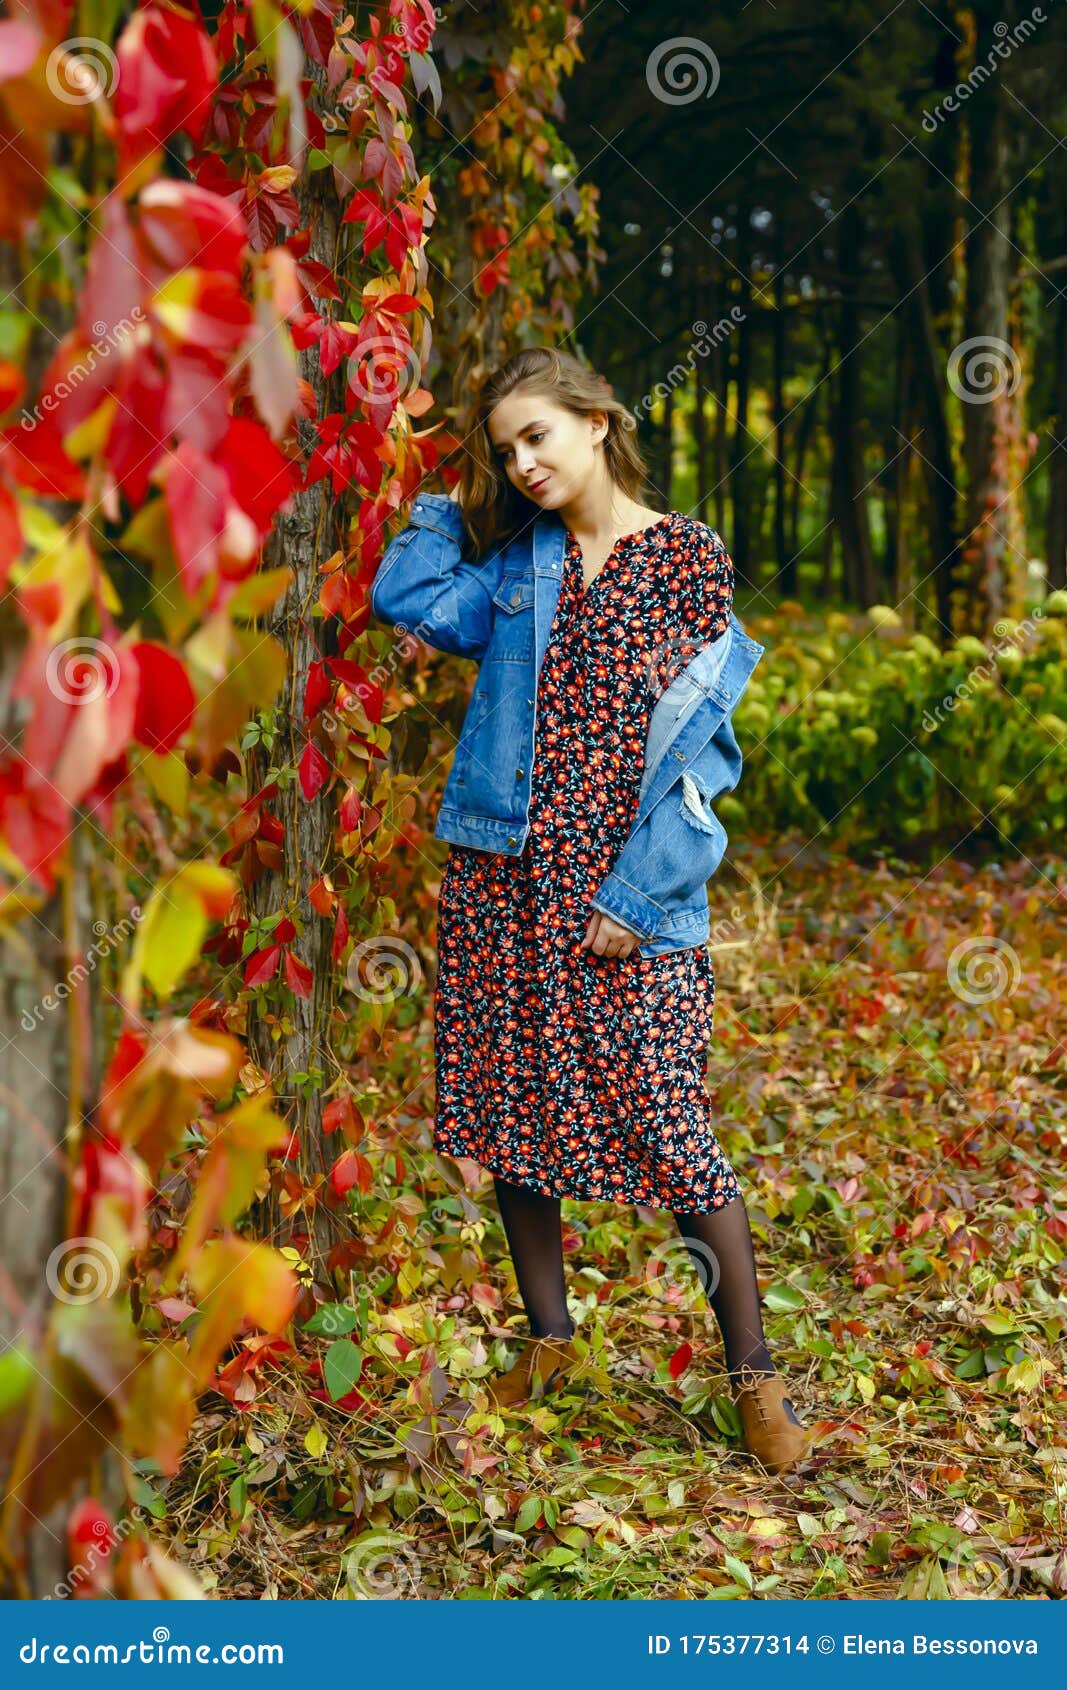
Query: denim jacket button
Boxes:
[
  {"xmin": 526, "ymin": 697, "xmax": 534, "ymax": 705},
  {"xmin": 516, "ymin": 767, "xmax": 525, "ymax": 778},
  {"xmin": 507, "ymin": 835, "xmax": 517, "ymax": 846}
]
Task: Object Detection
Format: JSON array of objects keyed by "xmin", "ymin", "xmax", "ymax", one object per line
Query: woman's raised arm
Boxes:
[{"xmin": 369, "ymin": 492, "xmax": 508, "ymax": 661}]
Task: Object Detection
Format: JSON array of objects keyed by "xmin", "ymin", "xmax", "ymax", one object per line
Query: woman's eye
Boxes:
[{"xmin": 501, "ymin": 432, "xmax": 545, "ymax": 459}]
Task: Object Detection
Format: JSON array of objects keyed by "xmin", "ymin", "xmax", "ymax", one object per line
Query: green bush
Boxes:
[{"xmin": 728, "ymin": 596, "xmax": 1067, "ymax": 862}]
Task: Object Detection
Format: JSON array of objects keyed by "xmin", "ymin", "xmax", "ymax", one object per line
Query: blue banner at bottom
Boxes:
[{"xmin": 1, "ymin": 1599, "xmax": 1062, "ymax": 1686}]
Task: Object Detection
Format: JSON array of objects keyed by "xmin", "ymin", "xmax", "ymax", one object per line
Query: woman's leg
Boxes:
[
  {"xmin": 670, "ymin": 1191, "xmax": 801, "ymax": 1421},
  {"xmin": 493, "ymin": 1175, "xmax": 574, "ymax": 1339}
]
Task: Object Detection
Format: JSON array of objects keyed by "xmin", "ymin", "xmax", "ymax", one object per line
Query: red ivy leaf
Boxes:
[
  {"xmin": 244, "ymin": 944, "xmax": 281, "ymax": 987},
  {"xmin": 303, "ymin": 659, "xmax": 332, "ymax": 719},
  {"xmin": 298, "ymin": 740, "xmax": 331, "ymax": 801},
  {"xmin": 284, "ymin": 949, "xmax": 314, "ymax": 999},
  {"xmin": 668, "ymin": 1341, "xmax": 694, "ymax": 1380}
]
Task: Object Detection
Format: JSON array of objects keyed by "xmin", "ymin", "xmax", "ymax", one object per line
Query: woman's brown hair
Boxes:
[{"xmin": 449, "ymin": 347, "xmax": 652, "ymax": 563}]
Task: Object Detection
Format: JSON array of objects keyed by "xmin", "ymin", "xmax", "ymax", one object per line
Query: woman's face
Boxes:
[{"xmin": 486, "ymin": 392, "xmax": 606, "ymax": 510}]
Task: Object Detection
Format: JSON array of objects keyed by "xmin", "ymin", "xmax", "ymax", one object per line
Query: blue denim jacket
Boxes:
[{"xmin": 369, "ymin": 492, "xmax": 766, "ymax": 958}]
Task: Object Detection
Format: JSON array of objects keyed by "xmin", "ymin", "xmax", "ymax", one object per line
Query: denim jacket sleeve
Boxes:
[
  {"xmin": 588, "ymin": 709, "xmax": 744, "ymax": 941},
  {"xmin": 369, "ymin": 493, "xmax": 506, "ymax": 661}
]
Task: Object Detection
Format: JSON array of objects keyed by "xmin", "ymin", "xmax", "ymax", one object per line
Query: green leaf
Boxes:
[
  {"xmin": 303, "ymin": 1303, "xmax": 361, "ymax": 1337},
  {"xmin": 515, "ymin": 1495, "xmax": 543, "ymax": 1533},
  {"xmin": 764, "ymin": 1283, "xmax": 806, "ymax": 1313},
  {"xmin": 0, "ymin": 1345, "xmax": 35, "ymax": 1415},
  {"xmin": 722, "ymin": 1553, "xmax": 754, "ymax": 1589},
  {"xmin": 324, "ymin": 1338, "xmax": 364, "ymax": 1401}
]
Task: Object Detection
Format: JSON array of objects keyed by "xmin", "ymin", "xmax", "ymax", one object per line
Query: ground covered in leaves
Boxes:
[{"xmin": 154, "ymin": 840, "xmax": 1067, "ymax": 1599}]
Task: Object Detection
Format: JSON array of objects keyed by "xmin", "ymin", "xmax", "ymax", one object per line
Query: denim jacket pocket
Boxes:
[{"xmin": 489, "ymin": 575, "xmax": 537, "ymax": 663}]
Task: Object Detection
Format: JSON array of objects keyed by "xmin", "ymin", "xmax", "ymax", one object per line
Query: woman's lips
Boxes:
[{"xmin": 528, "ymin": 477, "xmax": 550, "ymax": 494}]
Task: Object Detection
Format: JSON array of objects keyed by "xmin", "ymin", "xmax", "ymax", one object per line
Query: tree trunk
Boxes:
[
  {"xmin": 771, "ymin": 210, "xmax": 787, "ymax": 590},
  {"xmin": 1046, "ymin": 286, "xmax": 1067, "ymax": 592},
  {"xmin": 955, "ymin": 13, "xmax": 1024, "ymax": 634},
  {"xmin": 830, "ymin": 205, "xmax": 878, "ymax": 607},
  {"xmin": 244, "ymin": 153, "xmax": 345, "ymax": 1270},
  {"xmin": 728, "ymin": 212, "xmax": 753, "ymax": 584},
  {"xmin": 888, "ymin": 209, "xmax": 959, "ymax": 637},
  {"xmin": 712, "ymin": 272, "xmax": 729, "ymax": 536}
]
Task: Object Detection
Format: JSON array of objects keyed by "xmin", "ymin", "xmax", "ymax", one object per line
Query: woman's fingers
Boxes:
[{"xmin": 582, "ymin": 910, "xmax": 640, "ymax": 958}]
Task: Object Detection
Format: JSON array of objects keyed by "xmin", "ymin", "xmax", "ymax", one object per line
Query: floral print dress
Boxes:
[{"xmin": 432, "ymin": 510, "xmax": 741, "ymax": 1213}]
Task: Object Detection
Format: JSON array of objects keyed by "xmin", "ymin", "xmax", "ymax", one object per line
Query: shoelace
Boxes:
[{"xmin": 733, "ymin": 1363, "xmax": 780, "ymax": 1426}]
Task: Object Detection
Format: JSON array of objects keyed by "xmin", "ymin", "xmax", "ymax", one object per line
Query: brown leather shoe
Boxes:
[
  {"xmin": 483, "ymin": 1334, "xmax": 579, "ymax": 1409},
  {"xmin": 732, "ymin": 1363, "xmax": 811, "ymax": 1473}
]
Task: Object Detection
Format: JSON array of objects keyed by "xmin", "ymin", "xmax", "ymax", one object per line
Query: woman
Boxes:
[{"xmin": 373, "ymin": 348, "xmax": 810, "ymax": 1474}]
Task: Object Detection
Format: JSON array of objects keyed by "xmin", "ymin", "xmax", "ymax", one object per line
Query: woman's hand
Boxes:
[{"xmin": 581, "ymin": 909, "xmax": 643, "ymax": 959}]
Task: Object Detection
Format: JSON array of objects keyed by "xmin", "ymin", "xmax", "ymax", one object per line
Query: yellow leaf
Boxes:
[
  {"xmin": 121, "ymin": 861, "xmax": 236, "ymax": 1004},
  {"xmin": 141, "ymin": 750, "xmax": 190, "ymax": 816},
  {"xmin": 304, "ymin": 1424, "xmax": 329, "ymax": 1459},
  {"xmin": 747, "ymin": 1515, "xmax": 790, "ymax": 1538},
  {"xmin": 854, "ymin": 1372, "xmax": 875, "ymax": 1403}
]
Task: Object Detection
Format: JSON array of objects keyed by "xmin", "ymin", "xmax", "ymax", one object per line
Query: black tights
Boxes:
[{"xmin": 492, "ymin": 1176, "xmax": 780, "ymax": 1385}]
